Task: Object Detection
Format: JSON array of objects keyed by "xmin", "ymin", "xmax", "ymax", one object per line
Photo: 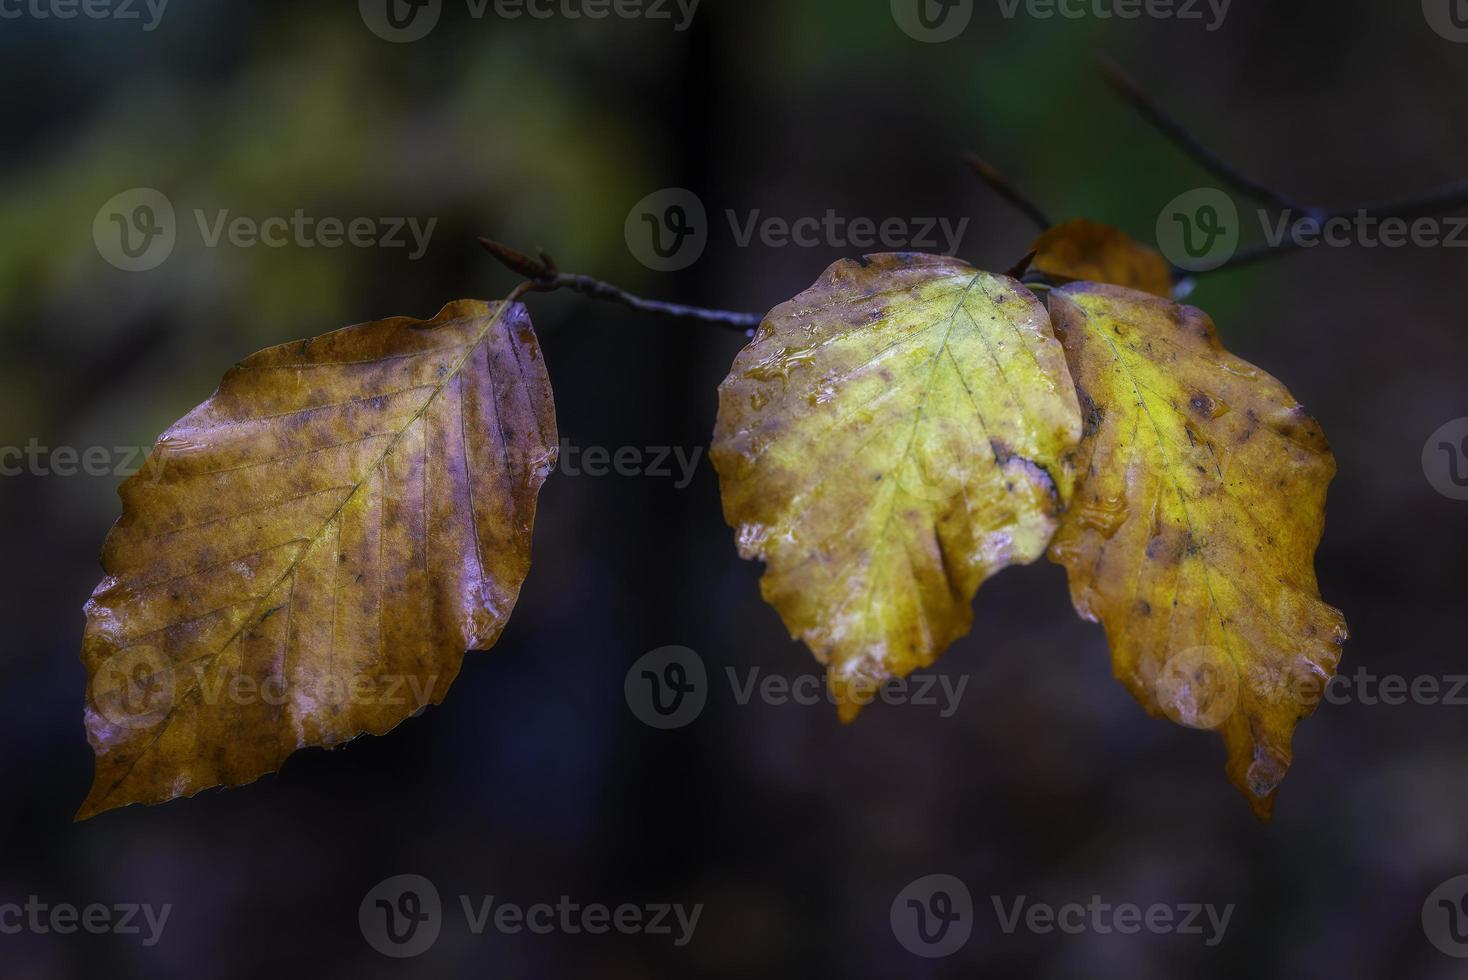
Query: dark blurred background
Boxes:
[{"xmin": 3, "ymin": 0, "xmax": 1468, "ymax": 977}]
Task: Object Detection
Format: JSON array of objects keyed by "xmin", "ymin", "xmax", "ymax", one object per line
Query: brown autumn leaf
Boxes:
[
  {"xmin": 1045, "ymin": 282, "xmax": 1346, "ymax": 820},
  {"xmin": 79, "ymin": 298, "xmax": 557, "ymax": 818},
  {"xmin": 1029, "ymin": 218, "xmax": 1174, "ymax": 298},
  {"xmin": 712, "ymin": 253, "xmax": 1082, "ymax": 719}
]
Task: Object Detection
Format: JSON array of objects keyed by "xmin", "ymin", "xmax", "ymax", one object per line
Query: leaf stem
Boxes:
[{"xmin": 480, "ymin": 238, "xmax": 762, "ymax": 332}]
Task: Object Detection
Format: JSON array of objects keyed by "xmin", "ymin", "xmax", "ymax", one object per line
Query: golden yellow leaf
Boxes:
[
  {"xmin": 79, "ymin": 299, "xmax": 557, "ymax": 818},
  {"xmin": 712, "ymin": 254, "xmax": 1082, "ymax": 720},
  {"xmin": 1045, "ymin": 282, "xmax": 1347, "ymax": 820},
  {"xmin": 1029, "ymin": 219, "xmax": 1174, "ymax": 298}
]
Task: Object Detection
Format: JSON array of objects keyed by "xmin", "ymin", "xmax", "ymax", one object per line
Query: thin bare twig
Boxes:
[
  {"xmin": 1320, "ymin": 180, "xmax": 1468, "ymax": 221},
  {"xmin": 1101, "ymin": 56, "xmax": 1468, "ymax": 280},
  {"xmin": 964, "ymin": 153, "xmax": 1053, "ymax": 230},
  {"xmin": 1098, "ymin": 56, "xmax": 1311, "ymax": 216},
  {"xmin": 479, "ymin": 238, "xmax": 762, "ymax": 331}
]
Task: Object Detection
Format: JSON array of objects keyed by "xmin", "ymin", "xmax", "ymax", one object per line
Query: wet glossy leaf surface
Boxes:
[
  {"xmin": 712, "ymin": 254, "xmax": 1082, "ymax": 718},
  {"xmin": 1046, "ymin": 282, "xmax": 1346, "ymax": 819}
]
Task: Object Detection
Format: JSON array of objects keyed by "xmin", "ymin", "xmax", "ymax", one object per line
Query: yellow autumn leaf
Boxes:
[
  {"xmin": 80, "ymin": 298, "xmax": 557, "ymax": 818},
  {"xmin": 1046, "ymin": 282, "xmax": 1347, "ymax": 820},
  {"xmin": 712, "ymin": 253, "xmax": 1082, "ymax": 719},
  {"xmin": 1029, "ymin": 218, "xmax": 1174, "ymax": 298}
]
